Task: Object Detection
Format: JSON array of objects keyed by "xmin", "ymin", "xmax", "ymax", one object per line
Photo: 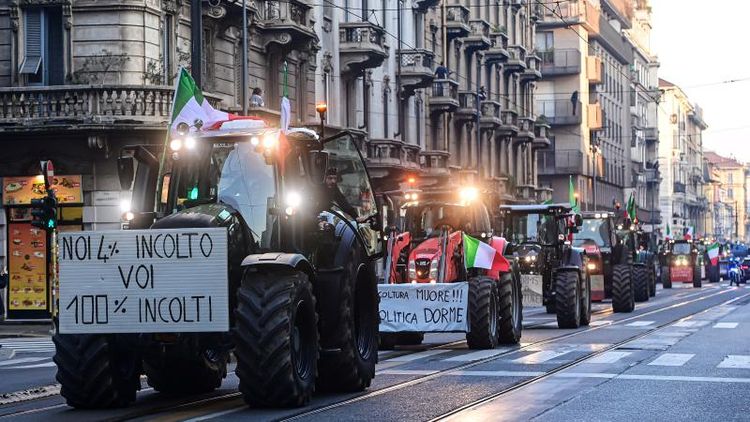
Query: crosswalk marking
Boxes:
[
  {"xmin": 718, "ymin": 355, "xmax": 750, "ymax": 369},
  {"xmin": 589, "ymin": 320, "xmax": 612, "ymax": 327},
  {"xmin": 714, "ymin": 322, "xmax": 739, "ymax": 329},
  {"xmin": 648, "ymin": 353, "xmax": 695, "ymax": 367},
  {"xmin": 11, "ymin": 361, "xmax": 56, "ymax": 369},
  {"xmin": 0, "ymin": 339, "xmax": 55, "ymax": 354},
  {"xmin": 626, "ymin": 321, "xmax": 655, "ymax": 327},
  {"xmin": 513, "ymin": 350, "xmax": 569, "ymax": 364},
  {"xmin": 443, "ymin": 349, "xmax": 510, "ymax": 362},
  {"xmin": 386, "ymin": 349, "xmax": 452, "ymax": 362},
  {"xmin": 586, "ymin": 351, "xmax": 632, "ymax": 364},
  {"xmin": 673, "ymin": 320, "xmax": 699, "ymax": 327},
  {"xmin": 0, "ymin": 357, "xmax": 50, "ymax": 367}
]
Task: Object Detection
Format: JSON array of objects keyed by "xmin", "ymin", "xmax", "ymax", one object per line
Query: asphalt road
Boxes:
[{"xmin": 1, "ymin": 282, "xmax": 749, "ymax": 421}]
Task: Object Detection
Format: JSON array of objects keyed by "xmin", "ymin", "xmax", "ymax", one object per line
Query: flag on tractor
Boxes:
[
  {"xmin": 170, "ymin": 68, "xmax": 263, "ymax": 132},
  {"xmin": 665, "ymin": 223, "xmax": 671, "ymax": 239},
  {"xmin": 685, "ymin": 226, "xmax": 694, "ymax": 240},
  {"xmin": 707, "ymin": 242, "xmax": 720, "ymax": 266},
  {"xmin": 568, "ymin": 176, "xmax": 579, "ymax": 213},
  {"xmin": 463, "ymin": 234, "xmax": 503, "ymax": 272}
]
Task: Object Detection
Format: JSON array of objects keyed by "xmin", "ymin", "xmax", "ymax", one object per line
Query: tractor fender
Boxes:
[
  {"xmin": 487, "ymin": 236, "xmax": 512, "ymax": 280},
  {"xmin": 241, "ymin": 253, "xmax": 315, "ymax": 279}
]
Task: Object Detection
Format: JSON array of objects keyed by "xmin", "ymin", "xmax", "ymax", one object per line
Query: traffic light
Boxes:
[{"xmin": 31, "ymin": 194, "xmax": 57, "ymax": 230}]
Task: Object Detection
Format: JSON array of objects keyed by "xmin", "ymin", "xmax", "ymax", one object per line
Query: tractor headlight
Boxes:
[
  {"xmin": 429, "ymin": 259, "xmax": 439, "ymax": 279},
  {"xmin": 262, "ymin": 132, "xmax": 277, "ymax": 149},
  {"xmin": 524, "ymin": 255, "xmax": 532, "ymax": 263},
  {"xmin": 285, "ymin": 191, "xmax": 302, "ymax": 216},
  {"xmin": 587, "ymin": 262, "xmax": 597, "ymax": 271},
  {"xmin": 459, "ymin": 187, "xmax": 479, "ymax": 203},
  {"xmin": 169, "ymin": 138, "xmax": 183, "ymax": 151},
  {"xmin": 184, "ymin": 136, "xmax": 196, "ymax": 150}
]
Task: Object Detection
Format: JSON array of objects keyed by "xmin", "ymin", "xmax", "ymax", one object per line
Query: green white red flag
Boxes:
[
  {"xmin": 463, "ymin": 233, "xmax": 503, "ymax": 272},
  {"xmin": 707, "ymin": 242, "xmax": 720, "ymax": 265}
]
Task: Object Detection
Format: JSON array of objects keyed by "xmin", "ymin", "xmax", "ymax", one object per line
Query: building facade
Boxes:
[
  {"xmin": 657, "ymin": 78, "xmax": 708, "ymax": 240},
  {"xmin": 704, "ymin": 152, "xmax": 746, "ymax": 242}
]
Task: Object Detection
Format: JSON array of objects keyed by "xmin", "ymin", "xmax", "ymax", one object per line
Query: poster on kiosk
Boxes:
[{"xmin": 2, "ymin": 171, "xmax": 83, "ymax": 320}]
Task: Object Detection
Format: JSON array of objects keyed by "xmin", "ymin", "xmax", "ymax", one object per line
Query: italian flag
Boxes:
[
  {"xmin": 707, "ymin": 242, "xmax": 720, "ymax": 266},
  {"xmin": 463, "ymin": 234, "xmax": 503, "ymax": 271},
  {"xmin": 170, "ymin": 68, "xmax": 262, "ymax": 132}
]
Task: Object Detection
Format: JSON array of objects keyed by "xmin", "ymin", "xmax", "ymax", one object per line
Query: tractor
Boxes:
[
  {"xmin": 574, "ymin": 212, "xmax": 636, "ymax": 313},
  {"xmin": 497, "ymin": 204, "xmax": 591, "ymax": 329},
  {"xmin": 661, "ymin": 239, "xmax": 702, "ymax": 288},
  {"xmin": 53, "ymin": 121, "xmax": 383, "ymax": 408},
  {"xmin": 379, "ymin": 188, "xmax": 523, "ymax": 349}
]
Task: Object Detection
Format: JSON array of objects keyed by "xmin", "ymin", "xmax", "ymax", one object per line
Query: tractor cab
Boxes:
[{"xmin": 663, "ymin": 239, "xmax": 702, "ymax": 288}]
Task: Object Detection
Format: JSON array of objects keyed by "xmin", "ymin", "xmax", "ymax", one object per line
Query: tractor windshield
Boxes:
[
  {"xmin": 168, "ymin": 140, "xmax": 276, "ymax": 247},
  {"xmin": 506, "ymin": 214, "xmax": 558, "ymax": 244},
  {"xmin": 672, "ymin": 243, "xmax": 692, "ymax": 255},
  {"xmin": 575, "ymin": 218, "xmax": 612, "ymax": 247},
  {"xmin": 405, "ymin": 203, "xmax": 490, "ymax": 239}
]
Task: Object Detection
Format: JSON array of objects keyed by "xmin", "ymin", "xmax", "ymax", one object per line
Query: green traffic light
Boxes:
[{"xmin": 47, "ymin": 219, "xmax": 56, "ymax": 229}]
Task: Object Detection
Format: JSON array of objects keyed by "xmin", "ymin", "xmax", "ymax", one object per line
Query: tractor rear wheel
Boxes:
[
  {"xmin": 708, "ymin": 265, "xmax": 720, "ymax": 283},
  {"xmin": 580, "ymin": 273, "xmax": 592, "ymax": 326},
  {"xmin": 693, "ymin": 265, "xmax": 702, "ymax": 288},
  {"xmin": 498, "ymin": 271, "xmax": 522, "ymax": 344},
  {"xmin": 633, "ymin": 265, "xmax": 650, "ymax": 302},
  {"xmin": 143, "ymin": 344, "xmax": 228, "ymax": 394},
  {"xmin": 555, "ymin": 270, "xmax": 581, "ymax": 329},
  {"xmin": 467, "ymin": 276, "xmax": 499, "ymax": 349},
  {"xmin": 53, "ymin": 334, "xmax": 140, "ymax": 409},
  {"xmin": 649, "ymin": 266, "xmax": 657, "ymax": 297},
  {"xmin": 612, "ymin": 264, "xmax": 635, "ymax": 313},
  {"xmin": 234, "ymin": 270, "xmax": 319, "ymax": 407},
  {"xmin": 662, "ymin": 266, "xmax": 672, "ymax": 289}
]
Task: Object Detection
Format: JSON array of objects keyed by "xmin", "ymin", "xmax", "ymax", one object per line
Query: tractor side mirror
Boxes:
[
  {"xmin": 117, "ymin": 156, "xmax": 135, "ymax": 190},
  {"xmin": 309, "ymin": 150, "xmax": 329, "ymax": 184},
  {"xmin": 574, "ymin": 214, "xmax": 583, "ymax": 227}
]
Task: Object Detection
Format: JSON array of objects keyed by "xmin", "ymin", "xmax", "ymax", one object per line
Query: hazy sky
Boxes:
[{"xmin": 651, "ymin": 0, "xmax": 750, "ymax": 161}]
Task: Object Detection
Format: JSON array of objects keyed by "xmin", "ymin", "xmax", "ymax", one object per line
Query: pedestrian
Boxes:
[
  {"xmin": 434, "ymin": 62, "xmax": 449, "ymax": 80},
  {"xmin": 479, "ymin": 86, "xmax": 487, "ymax": 101},
  {"xmin": 571, "ymin": 90, "xmax": 579, "ymax": 115},
  {"xmin": 250, "ymin": 87, "xmax": 264, "ymax": 107}
]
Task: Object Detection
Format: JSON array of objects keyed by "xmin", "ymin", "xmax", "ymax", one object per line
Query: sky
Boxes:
[{"xmin": 651, "ymin": 0, "xmax": 750, "ymax": 162}]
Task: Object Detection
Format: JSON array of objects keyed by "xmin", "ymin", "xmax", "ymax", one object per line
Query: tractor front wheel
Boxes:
[
  {"xmin": 580, "ymin": 273, "xmax": 592, "ymax": 326},
  {"xmin": 467, "ymin": 276, "xmax": 500, "ymax": 349},
  {"xmin": 693, "ymin": 266, "xmax": 702, "ymax": 288},
  {"xmin": 662, "ymin": 266, "xmax": 672, "ymax": 289},
  {"xmin": 612, "ymin": 264, "xmax": 635, "ymax": 313},
  {"xmin": 555, "ymin": 270, "xmax": 581, "ymax": 329},
  {"xmin": 633, "ymin": 265, "xmax": 650, "ymax": 302},
  {"xmin": 498, "ymin": 271, "xmax": 522, "ymax": 344}
]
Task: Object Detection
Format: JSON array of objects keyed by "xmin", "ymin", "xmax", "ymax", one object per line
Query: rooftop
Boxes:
[{"xmin": 704, "ymin": 151, "xmax": 744, "ymax": 168}]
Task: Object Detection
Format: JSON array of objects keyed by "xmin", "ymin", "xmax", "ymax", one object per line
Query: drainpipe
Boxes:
[{"xmin": 191, "ymin": 0, "xmax": 203, "ymax": 87}]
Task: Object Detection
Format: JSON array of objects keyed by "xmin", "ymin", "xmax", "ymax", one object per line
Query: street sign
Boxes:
[
  {"xmin": 379, "ymin": 282, "xmax": 469, "ymax": 332},
  {"xmin": 57, "ymin": 228, "xmax": 229, "ymax": 334}
]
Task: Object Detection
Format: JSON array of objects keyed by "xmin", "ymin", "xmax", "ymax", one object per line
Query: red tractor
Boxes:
[{"xmin": 379, "ymin": 188, "xmax": 523, "ymax": 349}]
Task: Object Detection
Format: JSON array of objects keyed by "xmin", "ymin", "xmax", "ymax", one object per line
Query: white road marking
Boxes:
[
  {"xmin": 673, "ymin": 320, "xmax": 699, "ymax": 327},
  {"xmin": 452, "ymin": 370, "xmax": 545, "ymax": 377},
  {"xmin": 424, "ymin": 370, "xmax": 750, "ymax": 384},
  {"xmin": 385, "ymin": 349, "xmax": 452, "ymax": 362},
  {"xmin": 648, "ymin": 353, "xmax": 695, "ymax": 367},
  {"xmin": 443, "ymin": 349, "xmax": 510, "ymax": 362},
  {"xmin": 714, "ymin": 322, "xmax": 739, "ymax": 329},
  {"xmin": 11, "ymin": 361, "xmax": 56, "ymax": 369},
  {"xmin": 626, "ymin": 321, "xmax": 655, "ymax": 327},
  {"xmin": 513, "ymin": 350, "xmax": 570, "ymax": 364},
  {"xmin": 588, "ymin": 320, "xmax": 613, "ymax": 327},
  {"xmin": 718, "ymin": 355, "xmax": 750, "ymax": 369},
  {"xmin": 585, "ymin": 351, "xmax": 632, "ymax": 364},
  {"xmin": 0, "ymin": 339, "xmax": 55, "ymax": 354},
  {"xmin": 0, "ymin": 357, "xmax": 50, "ymax": 367},
  {"xmin": 379, "ymin": 369, "xmax": 439, "ymax": 376}
]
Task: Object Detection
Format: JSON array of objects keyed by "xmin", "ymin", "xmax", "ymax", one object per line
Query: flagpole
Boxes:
[
  {"xmin": 242, "ymin": 0, "xmax": 249, "ymax": 115},
  {"xmin": 155, "ymin": 67, "xmax": 185, "ymax": 208}
]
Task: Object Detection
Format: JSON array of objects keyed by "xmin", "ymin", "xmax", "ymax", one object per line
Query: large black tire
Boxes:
[
  {"xmin": 649, "ymin": 266, "xmax": 657, "ymax": 297},
  {"xmin": 545, "ymin": 303, "xmax": 556, "ymax": 314},
  {"xmin": 693, "ymin": 265, "xmax": 702, "ymax": 288},
  {"xmin": 580, "ymin": 273, "xmax": 592, "ymax": 326},
  {"xmin": 633, "ymin": 265, "xmax": 650, "ymax": 302},
  {"xmin": 708, "ymin": 265, "xmax": 720, "ymax": 283},
  {"xmin": 317, "ymin": 257, "xmax": 379, "ymax": 392},
  {"xmin": 612, "ymin": 264, "xmax": 635, "ymax": 313},
  {"xmin": 555, "ymin": 270, "xmax": 581, "ymax": 329},
  {"xmin": 234, "ymin": 270, "xmax": 319, "ymax": 407},
  {"xmin": 53, "ymin": 334, "xmax": 140, "ymax": 409},
  {"xmin": 143, "ymin": 344, "xmax": 228, "ymax": 394},
  {"xmin": 466, "ymin": 276, "xmax": 499, "ymax": 349},
  {"xmin": 498, "ymin": 271, "xmax": 522, "ymax": 344},
  {"xmin": 662, "ymin": 266, "xmax": 672, "ymax": 289}
]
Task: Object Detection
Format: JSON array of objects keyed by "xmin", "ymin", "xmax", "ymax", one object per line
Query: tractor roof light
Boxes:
[
  {"xmin": 459, "ymin": 187, "xmax": 479, "ymax": 203},
  {"xmin": 169, "ymin": 138, "xmax": 183, "ymax": 151},
  {"xmin": 184, "ymin": 136, "xmax": 197, "ymax": 149}
]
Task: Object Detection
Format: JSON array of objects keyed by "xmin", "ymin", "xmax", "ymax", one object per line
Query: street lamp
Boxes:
[{"xmin": 316, "ymin": 102, "xmax": 328, "ymax": 139}]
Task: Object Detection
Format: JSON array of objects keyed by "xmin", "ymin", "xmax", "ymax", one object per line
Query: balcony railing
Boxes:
[
  {"xmin": 539, "ymin": 49, "xmax": 581, "ymax": 75},
  {"xmin": 399, "ymin": 49, "xmax": 435, "ymax": 93},
  {"xmin": 538, "ymin": 0, "xmax": 600, "ymax": 34},
  {"xmin": 464, "ymin": 19, "xmax": 491, "ymax": 51},
  {"xmin": 421, "ymin": 150, "xmax": 450, "ymax": 177},
  {"xmin": 0, "ymin": 85, "xmax": 188, "ymax": 127},
  {"xmin": 445, "ymin": 5, "xmax": 471, "ymax": 39},
  {"xmin": 430, "ymin": 79, "xmax": 459, "ymax": 113},
  {"xmin": 485, "ymin": 32, "xmax": 510, "ymax": 64},
  {"xmin": 674, "ymin": 182, "xmax": 687, "ymax": 193},
  {"xmin": 366, "ymin": 138, "xmax": 421, "ymax": 172},
  {"xmin": 505, "ymin": 45, "xmax": 527, "ymax": 72},
  {"xmin": 339, "ymin": 22, "xmax": 388, "ymax": 74},
  {"xmin": 536, "ymin": 100, "xmax": 583, "ymax": 125},
  {"xmin": 260, "ymin": 0, "xmax": 317, "ymax": 46},
  {"xmin": 537, "ymin": 149, "xmax": 585, "ymax": 175},
  {"xmin": 480, "ymin": 100, "xmax": 502, "ymax": 127}
]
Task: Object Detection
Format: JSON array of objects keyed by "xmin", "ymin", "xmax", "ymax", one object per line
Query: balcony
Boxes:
[
  {"xmin": 365, "ymin": 139, "xmax": 421, "ymax": 177},
  {"xmin": 485, "ymin": 32, "xmax": 510, "ymax": 64},
  {"xmin": 504, "ymin": 45, "xmax": 528, "ymax": 73},
  {"xmin": 539, "ymin": 49, "xmax": 581, "ymax": 76},
  {"xmin": 674, "ymin": 182, "xmax": 687, "ymax": 194},
  {"xmin": 259, "ymin": 1, "xmax": 318, "ymax": 48},
  {"xmin": 429, "ymin": 79, "xmax": 460, "ymax": 113},
  {"xmin": 421, "ymin": 150, "xmax": 451, "ymax": 178},
  {"xmin": 514, "ymin": 116, "xmax": 536, "ymax": 144},
  {"xmin": 537, "ymin": 149, "xmax": 585, "ymax": 176},
  {"xmin": 399, "ymin": 49, "xmax": 435, "ymax": 94},
  {"xmin": 445, "ymin": 5, "xmax": 471, "ymax": 40},
  {"xmin": 645, "ymin": 168, "xmax": 661, "ymax": 184},
  {"xmin": 414, "ymin": 0, "xmax": 440, "ymax": 13},
  {"xmin": 516, "ymin": 184, "xmax": 537, "ymax": 202},
  {"xmin": 643, "ymin": 127, "xmax": 658, "ymax": 142},
  {"xmin": 339, "ymin": 22, "xmax": 388, "ymax": 76},
  {"xmin": 588, "ymin": 103, "xmax": 603, "ymax": 130},
  {"xmin": 0, "ymin": 85, "xmax": 185, "ymax": 130},
  {"xmin": 521, "ymin": 54, "xmax": 542, "ymax": 81},
  {"xmin": 464, "ymin": 20, "xmax": 491, "ymax": 52},
  {"xmin": 536, "ymin": 187, "xmax": 554, "ymax": 203},
  {"xmin": 587, "ymin": 55, "xmax": 603, "ymax": 85},
  {"xmin": 455, "ymin": 91, "xmax": 479, "ymax": 121},
  {"xmin": 480, "ymin": 100, "xmax": 502, "ymax": 128},
  {"xmin": 538, "ymin": 0, "xmax": 600, "ymax": 35},
  {"xmin": 533, "ymin": 120, "xmax": 552, "ymax": 150},
  {"xmin": 536, "ymin": 100, "xmax": 582, "ymax": 126},
  {"xmin": 497, "ymin": 175, "xmax": 516, "ymax": 202},
  {"xmin": 497, "ymin": 109, "xmax": 519, "ymax": 136}
]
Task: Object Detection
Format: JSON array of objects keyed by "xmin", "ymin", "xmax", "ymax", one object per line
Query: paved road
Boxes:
[{"xmin": 1, "ymin": 283, "xmax": 749, "ymax": 421}]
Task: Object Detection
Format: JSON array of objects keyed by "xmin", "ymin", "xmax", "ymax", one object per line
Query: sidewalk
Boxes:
[{"xmin": 0, "ymin": 322, "xmax": 53, "ymax": 338}]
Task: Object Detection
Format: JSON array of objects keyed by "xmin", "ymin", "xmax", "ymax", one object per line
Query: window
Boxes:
[
  {"xmin": 728, "ymin": 188, "xmax": 734, "ymax": 199},
  {"xmin": 20, "ymin": 7, "xmax": 64, "ymax": 85},
  {"xmin": 728, "ymin": 173, "xmax": 734, "ymax": 184},
  {"xmin": 163, "ymin": 14, "xmax": 175, "ymax": 84}
]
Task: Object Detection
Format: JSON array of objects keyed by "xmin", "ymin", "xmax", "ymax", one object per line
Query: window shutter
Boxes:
[{"xmin": 20, "ymin": 9, "xmax": 43, "ymax": 74}]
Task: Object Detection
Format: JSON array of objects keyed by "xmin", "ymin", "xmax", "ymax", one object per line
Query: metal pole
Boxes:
[
  {"xmin": 191, "ymin": 0, "xmax": 203, "ymax": 87},
  {"xmin": 396, "ymin": 0, "xmax": 403, "ymax": 139},
  {"xmin": 476, "ymin": 55, "xmax": 481, "ymax": 178},
  {"xmin": 242, "ymin": 0, "xmax": 249, "ymax": 115},
  {"xmin": 593, "ymin": 146, "xmax": 598, "ymax": 211}
]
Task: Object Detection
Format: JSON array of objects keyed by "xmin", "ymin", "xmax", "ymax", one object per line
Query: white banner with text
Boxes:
[{"xmin": 378, "ymin": 282, "xmax": 469, "ymax": 333}]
